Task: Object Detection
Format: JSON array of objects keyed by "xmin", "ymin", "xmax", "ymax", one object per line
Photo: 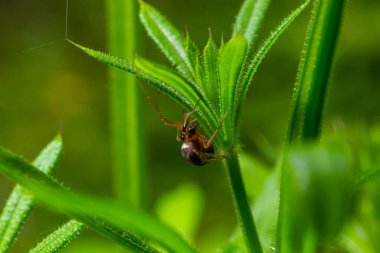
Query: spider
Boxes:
[{"xmin": 141, "ymin": 86, "xmax": 227, "ymax": 166}]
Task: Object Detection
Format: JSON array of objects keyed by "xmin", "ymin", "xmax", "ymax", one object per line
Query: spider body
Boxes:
[
  {"xmin": 181, "ymin": 137, "xmax": 215, "ymax": 166},
  {"xmin": 141, "ymin": 85, "xmax": 225, "ymax": 166}
]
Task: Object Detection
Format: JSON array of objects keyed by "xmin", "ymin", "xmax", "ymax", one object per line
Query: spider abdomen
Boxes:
[{"xmin": 181, "ymin": 141, "xmax": 215, "ymax": 166}]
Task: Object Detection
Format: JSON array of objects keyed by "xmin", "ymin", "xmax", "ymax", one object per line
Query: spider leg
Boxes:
[
  {"xmin": 189, "ymin": 98, "xmax": 202, "ymax": 116},
  {"xmin": 204, "ymin": 152, "xmax": 226, "ymax": 161},
  {"xmin": 182, "ymin": 98, "xmax": 201, "ymax": 126},
  {"xmin": 139, "ymin": 83, "xmax": 181, "ymax": 129},
  {"xmin": 205, "ymin": 112, "xmax": 228, "ymax": 148}
]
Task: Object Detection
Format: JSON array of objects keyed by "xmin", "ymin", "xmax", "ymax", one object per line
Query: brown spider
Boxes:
[{"xmin": 141, "ymin": 86, "xmax": 226, "ymax": 166}]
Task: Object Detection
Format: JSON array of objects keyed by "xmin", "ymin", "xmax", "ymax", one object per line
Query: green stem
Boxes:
[
  {"xmin": 225, "ymin": 150, "xmax": 262, "ymax": 253},
  {"xmin": 287, "ymin": 0, "xmax": 345, "ymax": 144},
  {"xmin": 278, "ymin": 0, "xmax": 346, "ymax": 251},
  {"xmin": 107, "ymin": 0, "xmax": 146, "ymax": 208}
]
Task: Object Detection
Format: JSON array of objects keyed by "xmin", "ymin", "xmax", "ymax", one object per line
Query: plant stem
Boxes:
[
  {"xmin": 278, "ymin": 0, "xmax": 346, "ymax": 251},
  {"xmin": 287, "ymin": 0, "xmax": 346, "ymax": 144},
  {"xmin": 107, "ymin": 0, "xmax": 146, "ymax": 208},
  {"xmin": 225, "ymin": 150, "xmax": 262, "ymax": 253}
]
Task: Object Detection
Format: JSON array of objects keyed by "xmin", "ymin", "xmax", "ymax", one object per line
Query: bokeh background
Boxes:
[{"xmin": 0, "ymin": 0, "xmax": 379, "ymax": 252}]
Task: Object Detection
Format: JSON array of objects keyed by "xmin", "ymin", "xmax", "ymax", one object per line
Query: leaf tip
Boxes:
[
  {"xmin": 138, "ymin": 0, "xmax": 149, "ymax": 11},
  {"xmin": 54, "ymin": 133, "xmax": 62, "ymax": 143},
  {"xmin": 208, "ymin": 27, "xmax": 214, "ymax": 41},
  {"xmin": 65, "ymin": 38, "xmax": 76, "ymax": 47},
  {"xmin": 220, "ymin": 32, "xmax": 225, "ymax": 47},
  {"xmin": 66, "ymin": 39, "xmax": 86, "ymax": 53},
  {"xmin": 185, "ymin": 26, "xmax": 190, "ymax": 39},
  {"xmin": 232, "ymin": 31, "xmax": 246, "ymax": 41}
]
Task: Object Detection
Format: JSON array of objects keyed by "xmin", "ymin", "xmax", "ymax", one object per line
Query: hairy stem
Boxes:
[
  {"xmin": 225, "ymin": 150, "xmax": 262, "ymax": 253},
  {"xmin": 287, "ymin": 0, "xmax": 345, "ymax": 143},
  {"xmin": 278, "ymin": 0, "xmax": 346, "ymax": 251}
]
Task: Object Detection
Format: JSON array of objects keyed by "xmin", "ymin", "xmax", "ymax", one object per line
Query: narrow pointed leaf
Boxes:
[
  {"xmin": 70, "ymin": 40, "xmax": 206, "ymax": 122},
  {"xmin": 219, "ymin": 33, "xmax": 247, "ymax": 142},
  {"xmin": 233, "ymin": 0, "xmax": 271, "ymax": 52},
  {"xmin": 31, "ymin": 135, "xmax": 63, "ymax": 174},
  {"xmin": 185, "ymin": 32, "xmax": 199, "ymax": 79},
  {"xmin": 68, "ymin": 40, "xmax": 152, "ymax": 84},
  {"xmin": 184, "ymin": 33, "xmax": 209, "ymax": 110},
  {"xmin": 184, "ymin": 34, "xmax": 219, "ymax": 117},
  {"xmin": 287, "ymin": 0, "xmax": 346, "ymax": 143},
  {"xmin": 195, "ymin": 56, "xmax": 206, "ymax": 94},
  {"xmin": 235, "ymin": 0, "xmax": 311, "ymax": 124},
  {"xmin": 29, "ymin": 219, "xmax": 85, "ymax": 253},
  {"xmin": 195, "ymin": 56, "xmax": 211, "ymax": 112},
  {"xmin": 139, "ymin": 1, "xmax": 196, "ymax": 84},
  {"xmin": 135, "ymin": 55, "xmax": 200, "ymax": 104},
  {"xmin": 0, "ymin": 135, "xmax": 62, "ymax": 253},
  {"xmin": 203, "ymin": 33, "xmax": 221, "ymax": 114},
  {"xmin": 135, "ymin": 56, "xmax": 218, "ymax": 137},
  {"xmin": 70, "ymin": 40, "xmax": 222, "ymax": 145},
  {"xmin": 0, "ymin": 147, "xmax": 194, "ymax": 253}
]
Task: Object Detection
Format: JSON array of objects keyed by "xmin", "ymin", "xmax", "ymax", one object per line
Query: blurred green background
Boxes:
[{"xmin": 0, "ymin": 0, "xmax": 379, "ymax": 252}]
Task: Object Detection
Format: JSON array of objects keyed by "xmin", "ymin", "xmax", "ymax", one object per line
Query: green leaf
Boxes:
[
  {"xmin": 135, "ymin": 55, "xmax": 200, "ymax": 105},
  {"xmin": 29, "ymin": 219, "xmax": 85, "ymax": 253},
  {"xmin": 69, "ymin": 42, "xmax": 195, "ymax": 115},
  {"xmin": 69, "ymin": 41, "xmax": 205, "ymax": 120},
  {"xmin": 185, "ymin": 32, "xmax": 199, "ymax": 79},
  {"xmin": 134, "ymin": 55, "xmax": 218, "ymax": 138},
  {"xmin": 203, "ymin": 32, "xmax": 221, "ymax": 114},
  {"xmin": 233, "ymin": 0, "xmax": 271, "ymax": 52},
  {"xmin": 184, "ymin": 33, "xmax": 216, "ymax": 114},
  {"xmin": 139, "ymin": 1, "xmax": 196, "ymax": 84},
  {"xmin": 67, "ymin": 40, "xmax": 163, "ymax": 93},
  {"xmin": 235, "ymin": 0, "xmax": 310, "ymax": 125},
  {"xmin": 287, "ymin": 0, "xmax": 346, "ymax": 143},
  {"xmin": 0, "ymin": 146, "xmax": 194, "ymax": 253},
  {"xmin": 0, "ymin": 135, "xmax": 62, "ymax": 253},
  {"xmin": 219, "ymin": 33, "xmax": 247, "ymax": 142},
  {"xmin": 155, "ymin": 183, "xmax": 204, "ymax": 243},
  {"xmin": 279, "ymin": 140, "xmax": 352, "ymax": 253},
  {"xmin": 31, "ymin": 135, "xmax": 63, "ymax": 174},
  {"xmin": 69, "ymin": 40, "xmax": 225, "ymax": 146}
]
